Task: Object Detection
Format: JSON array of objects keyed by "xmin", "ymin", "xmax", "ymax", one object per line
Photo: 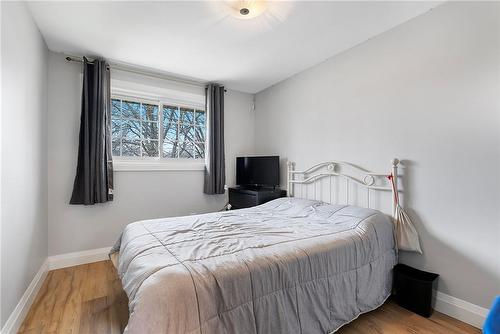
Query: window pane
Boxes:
[
  {"xmin": 179, "ymin": 124, "xmax": 194, "ymax": 142},
  {"xmin": 112, "ymin": 99, "xmax": 121, "ymax": 117},
  {"xmin": 180, "ymin": 108, "xmax": 195, "ymax": 124},
  {"xmin": 112, "ymin": 139, "xmax": 121, "ymax": 156},
  {"xmin": 142, "ymin": 140, "xmax": 159, "ymax": 157},
  {"xmin": 194, "ymin": 126, "xmax": 205, "ymax": 142},
  {"xmin": 122, "ymin": 101, "xmax": 141, "ymax": 119},
  {"xmin": 162, "ymin": 141, "xmax": 178, "ymax": 158},
  {"xmin": 178, "ymin": 141, "xmax": 194, "ymax": 158},
  {"xmin": 111, "ymin": 99, "xmax": 206, "ymax": 160},
  {"xmin": 163, "ymin": 105, "xmax": 179, "ymax": 123},
  {"xmin": 142, "ymin": 121, "xmax": 159, "ymax": 140},
  {"xmin": 194, "ymin": 142, "xmax": 205, "ymax": 159},
  {"xmin": 141, "ymin": 103, "xmax": 158, "ymax": 121},
  {"xmin": 122, "ymin": 120, "xmax": 141, "ymax": 139},
  {"xmin": 122, "ymin": 139, "xmax": 141, "ymax": 156},
  {"xmin": 195, "ymin": 110, "xmax": 205, "ymax": 125},
  {"xmin": 164, "ymin": 122, "xmax": 179, "ymax": 142},
  {"xmin": 112, "ymin": 119, "xmax": 122, "ymax": 139}
]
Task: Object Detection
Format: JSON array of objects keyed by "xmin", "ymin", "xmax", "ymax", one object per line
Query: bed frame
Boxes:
[{"xmin": 287, "ymin": 159, "xmax": 400, "ymax": 217}]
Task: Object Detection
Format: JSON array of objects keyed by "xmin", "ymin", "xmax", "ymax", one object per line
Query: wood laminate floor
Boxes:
[{"xmin": 19, "ymin": 260, "xmax": 481, "ymax": 334}]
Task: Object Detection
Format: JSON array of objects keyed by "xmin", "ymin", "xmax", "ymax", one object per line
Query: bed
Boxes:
[{"xmin": 110, "ymin": 159, "xmax": 400, "ymax": 334}]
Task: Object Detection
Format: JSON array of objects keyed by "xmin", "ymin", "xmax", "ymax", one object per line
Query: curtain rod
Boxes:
[{"xmin": 64, "ymin": 56, "xmax": 225, "ymax": 91}]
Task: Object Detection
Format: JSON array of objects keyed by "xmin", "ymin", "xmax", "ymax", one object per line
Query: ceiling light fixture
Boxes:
[
  {"xmin": 240, "ymin": 7, "xmax": 250, "ymax": 16},
  {"xmin": 225, "ymin": 1, "xmax": 267, "ymax": 20}
]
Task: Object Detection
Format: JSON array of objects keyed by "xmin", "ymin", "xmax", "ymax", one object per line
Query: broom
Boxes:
[{"xmin": 388, "ymin": 173, "xmax": 422, "ymax": 254}]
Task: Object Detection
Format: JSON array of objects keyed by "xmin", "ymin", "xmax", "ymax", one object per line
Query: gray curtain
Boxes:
[
  {"xmin": 204, "ymin": 84, "xmax": 225, "ymax": 194},
  {"xmin": 70, "ymin": 58, "xmax": 114, "ymax": 205}
]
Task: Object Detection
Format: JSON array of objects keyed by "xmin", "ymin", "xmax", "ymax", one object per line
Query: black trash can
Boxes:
[{"xmin": 393, "ymin": 264, "xmax": 439, "ymax": 318}]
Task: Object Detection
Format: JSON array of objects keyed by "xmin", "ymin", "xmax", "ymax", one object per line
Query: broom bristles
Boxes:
[{"xmin": 394, "ymin": 204, "xmax": 422, "ymax": 253}]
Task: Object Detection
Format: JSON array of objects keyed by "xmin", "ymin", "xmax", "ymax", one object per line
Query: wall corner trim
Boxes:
[
  {"xmin": 48, "ymin": 247, "xmax": 112, "ymax": 270},
  {"xmin": 434, "ymin": 290, "xmax": 489, "ymax": 329},
  {"xmin": 1, "ymin": 259, "xmax": 49, "ymax": 334}
]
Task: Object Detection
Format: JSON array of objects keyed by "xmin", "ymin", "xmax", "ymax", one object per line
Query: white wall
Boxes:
[
  {"xmin": 254, "ymin": 1, "xmax": 500, "ymax": 309},
  {"xmin": 1, "ymin": 2, "xmax": 49, "ymax": 326},
  {"xmin": 47, "ymin": 52, "xmax": 255, "ymax": 255}
]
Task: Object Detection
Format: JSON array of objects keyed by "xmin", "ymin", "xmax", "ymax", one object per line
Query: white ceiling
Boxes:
[{"xmin": 28, "ymin": 1, "xmax": 441, "ymax": 93}]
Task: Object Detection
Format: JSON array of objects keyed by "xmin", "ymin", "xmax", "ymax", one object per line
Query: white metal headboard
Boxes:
[{"xmin": 287, "ymin": 159, "xmax": 400, "ymax": 217}]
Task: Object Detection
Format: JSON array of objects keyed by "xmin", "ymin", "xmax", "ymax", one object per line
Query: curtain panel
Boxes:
[
  {"xmin": 70, "ymin": 58, "xmax": 114, "ymax": 205},
  {"xmin": 204, "ymin": 84, "xmax": 225, "ymax": 195}
]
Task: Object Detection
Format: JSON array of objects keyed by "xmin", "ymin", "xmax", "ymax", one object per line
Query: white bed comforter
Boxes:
[{"xmin": 111, "ymin": 197, "xmax": 397, "ymax": 334}]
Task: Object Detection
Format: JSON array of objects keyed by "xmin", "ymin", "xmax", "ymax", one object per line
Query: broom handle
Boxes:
[
  {"xmin": 390, "ymin": 159, "xmax": 400, "ymax": 218},
  {"xmin": 389, "ymin": 174, "xmax": 401, "ymax": 252}
]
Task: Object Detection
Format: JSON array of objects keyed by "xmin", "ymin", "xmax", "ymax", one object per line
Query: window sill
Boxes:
[{"xmin": 113, "ymin": 160, "xmax": 206, "ymax": 172}]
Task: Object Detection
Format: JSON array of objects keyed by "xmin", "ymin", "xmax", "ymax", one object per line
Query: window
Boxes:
[
  {"xmin": 162, "ymin": 105, "xmax": 206, "ymax": 159},
  {"xmin": 111, "ymin": 97, "xmax": 206, "ymax": 160}
]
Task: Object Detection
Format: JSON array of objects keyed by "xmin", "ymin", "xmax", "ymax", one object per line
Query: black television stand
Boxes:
[{"xmin": 228, "ymin": 186, "xmax": 286, "ymax": 209}]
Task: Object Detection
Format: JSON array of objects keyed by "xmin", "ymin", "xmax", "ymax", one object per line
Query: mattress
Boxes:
[{"xmin": 110, "ymin": 197, "xmax": 397, "ymax": 334}]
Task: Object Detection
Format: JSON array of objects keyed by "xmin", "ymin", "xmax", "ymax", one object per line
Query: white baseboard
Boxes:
[
  {"xmin": 434, "ymin": 291, "xmax": 489, "ymax": 329},
  {"xmin": 1, "ymin": 259, "xmax": 49, "ymax": 334},
  {"xmin": 48, "ymin": 246, "xmax": 111, "ymax": 270}
]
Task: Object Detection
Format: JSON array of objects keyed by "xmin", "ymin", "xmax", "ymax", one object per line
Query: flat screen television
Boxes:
[{"xmin": 236, "ymin": 156, "xmax": 279, "ymax": 188}]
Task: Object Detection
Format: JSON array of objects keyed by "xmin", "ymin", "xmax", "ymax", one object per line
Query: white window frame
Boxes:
[{"xmin": 111, "ymin": 89, "xmax": 207, "ymax": 172}]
